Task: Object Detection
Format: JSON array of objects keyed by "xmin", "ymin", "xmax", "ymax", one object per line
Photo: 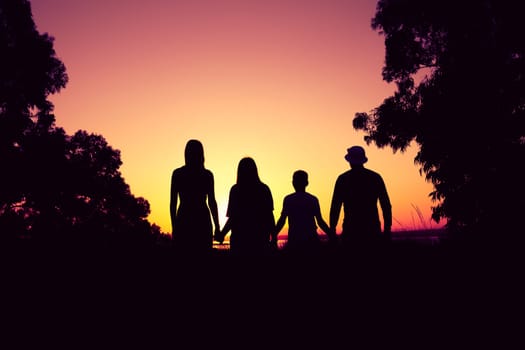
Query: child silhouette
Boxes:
[{"xmin": 274, "ymin": 170, "xmax": 333, "ymax": 253}]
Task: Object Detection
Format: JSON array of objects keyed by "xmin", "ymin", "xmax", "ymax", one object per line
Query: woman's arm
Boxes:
[
  {"xmin": 170, "ymin": 171, "xmax": 178, "ymax": 235},
  {"xmin": 207, "ymin": 172, "xmax": 221, "ymax": 235},
  {"xmin": 215, "ymin": 218, "xmax": 231, "ymax": 244}
]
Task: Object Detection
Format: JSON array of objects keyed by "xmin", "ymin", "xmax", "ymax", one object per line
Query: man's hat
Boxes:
[{"xmin": 344, "ymin": 146, "xmax": 368, "ymax": 165}]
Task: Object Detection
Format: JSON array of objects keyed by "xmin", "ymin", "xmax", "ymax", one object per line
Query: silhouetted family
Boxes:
[{"xmin": 170, "ymin": 139, "xmax": 392, "ymax": 256}]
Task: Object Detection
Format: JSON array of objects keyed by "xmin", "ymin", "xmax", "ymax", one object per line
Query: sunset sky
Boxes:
[{"xmin": 30, "ymin": 0, "xmax": 441, "ymax": 236}]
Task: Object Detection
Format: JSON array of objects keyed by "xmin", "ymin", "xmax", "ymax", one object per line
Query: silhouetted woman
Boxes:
[
  {"xmin": 170, "ymin": 139, "xmax": 220, "ymax": 253},
  {"xmin": 217, "ymin": 157, "xmax": 275, "ymax": 255}
]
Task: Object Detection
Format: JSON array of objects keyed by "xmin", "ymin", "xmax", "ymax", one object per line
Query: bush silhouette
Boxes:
[{"xmin": 1, "ymin": 0, "xmax": 159, "ymax": 249}]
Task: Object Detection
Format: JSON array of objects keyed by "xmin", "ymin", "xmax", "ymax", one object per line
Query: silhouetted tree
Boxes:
[
  {"xmin": 64, "ymin": 130, "xmax": 156, "ymax": 248},
  {"xmin": 1, "ymin": 0, "xmax": 158, "ymax": 248},
  {"xmin": 354, "ymin": 0, "xmax": 525, "ymax": 242},
  {"xmin": 0, "ymin": 0, "xmax": 67, "ymax": 159},
  {"xmin": 23, "ymin": 128, "xmax": 155, "ymax": 248},
  {"xmin": 1, "ymin": 0, "xmax": 67, "ymax": 241}
]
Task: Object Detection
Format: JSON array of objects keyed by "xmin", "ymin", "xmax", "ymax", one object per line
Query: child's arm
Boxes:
[
  {"xmin": 274, "ymin": 213, "xmax": 286, "ymax": 238},
  {"xmin": 316, "ymin": 214, "xmax": 335, "ymax": 238},
  {"xmin": 271, "ymin": 213, "xmax": 286, "ymax": 250}
]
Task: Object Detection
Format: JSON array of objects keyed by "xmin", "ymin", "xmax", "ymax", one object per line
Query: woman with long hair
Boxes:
[
  {"xmin": 217, "ymin": 157, "xmax": 275, "ymax": 255},
  {"xmin": 170, "ymin": 139, "xmax": 220, "ymax": 253}
]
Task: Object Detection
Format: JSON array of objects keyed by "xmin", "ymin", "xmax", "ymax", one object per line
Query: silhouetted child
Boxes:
[
  {"xmin": 274, "ymin": 170, "xmax": 333, "ymax": 253},
  {"xmin": 330, "ymin": 145, "xmax": 392, "ymax": 248}
]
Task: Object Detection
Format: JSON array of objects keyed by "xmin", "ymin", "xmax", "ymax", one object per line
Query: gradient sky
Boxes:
[{"xmin": 30, "ymin": 0, "xmax": 441, "ymax": 236}]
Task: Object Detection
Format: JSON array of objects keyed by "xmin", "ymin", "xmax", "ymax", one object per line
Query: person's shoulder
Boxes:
[
  {"xmin": 364, "ymin": 167, "xmax": 383, "ymax": 178},
  {"xmin": 260, "ymin": 182, "xmax": 272, "ymax": 192},
  {"xmin": 307, "ymin": 192, "xmax": 320, "ymax": 201},
  {"xmin": 228, "ymin": 184, "xmax": 240, "ymax": 197},
  {"xmin": 284, "ymin": 192, "xmax": 297, "ymax": 201},
  {"xmin": 172, "ymin": 166, "xmax": 185, "ymax": 175},
  {"xmin": 337, "ymin": 170, "xmax": 352, "ymax": 180}
]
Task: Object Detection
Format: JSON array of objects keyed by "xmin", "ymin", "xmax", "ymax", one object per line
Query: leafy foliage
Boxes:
[
  {"xmin": 0, "ymin": 0, "xmax": 160, "ymax": 247},
  {"xmin": 354, "ymin": 0, "xmax": 525, "ymax": 237}
]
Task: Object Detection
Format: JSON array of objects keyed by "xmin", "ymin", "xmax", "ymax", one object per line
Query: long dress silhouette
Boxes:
[
  {"xmin": 219, "ymin": 157, "xmax": 275, "ymax": 255},
  {"xmin": 170, "ymin": 140, "xmax": 220, "ymax": 253}
]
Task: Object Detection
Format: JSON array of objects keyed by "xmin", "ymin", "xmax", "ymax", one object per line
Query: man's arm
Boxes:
[
  {"xmin": 329, "ymin": 177, "xmax": 343, "ymax": 239},
  {"xmin": 378, "ymin": 176, "xmax": 392, "ymax": 237}
]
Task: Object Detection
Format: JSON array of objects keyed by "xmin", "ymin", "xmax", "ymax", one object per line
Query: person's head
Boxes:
[
  {"xmin": 184, "ymin": 139, "xmax": 205, "ymax": 169},
  {"xmin": 237, "ymin": 157, "xmax": 260, "ymax": 185},
  {"xmin": 292, "ymin": 170, "xmax": 308, "ymax": 192},
  {"xmin": 344, "ymin": 146, "xmax": 368, "ymax": 167}
]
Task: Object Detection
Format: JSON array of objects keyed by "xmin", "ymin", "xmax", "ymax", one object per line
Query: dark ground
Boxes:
[{"xmin": 1, "ymin": 236, "xmax": 522, "ymax": 348}]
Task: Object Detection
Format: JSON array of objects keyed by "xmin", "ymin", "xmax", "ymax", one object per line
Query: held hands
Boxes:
[
  {"xmin": 270, "ymin": 234, "xmax": 279, "ymax": 250},
  {"xmin": 327, "ymin": 228, "xmax": 338, "ymax": 244},
  {"xmin": 383, "ymin": 226, "xmax": 392, "ymax": 241},
  {"xmin": 214, "ymin": 227, "xmax": 224, "ymax": 244}
]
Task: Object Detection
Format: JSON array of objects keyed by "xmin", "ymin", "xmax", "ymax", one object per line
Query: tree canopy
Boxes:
[
  {"xmin": 1, "ymin": 0, "xmax": 160, "ymax": 248},
  {"xmin": 354, "ymin": 0, "xmax": 525, "ymax": 239}
]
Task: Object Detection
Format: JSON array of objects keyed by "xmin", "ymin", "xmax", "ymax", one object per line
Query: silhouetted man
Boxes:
[{"xmin": 330, "ymin": 146, "xmax": 392, "ymax": 248}]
